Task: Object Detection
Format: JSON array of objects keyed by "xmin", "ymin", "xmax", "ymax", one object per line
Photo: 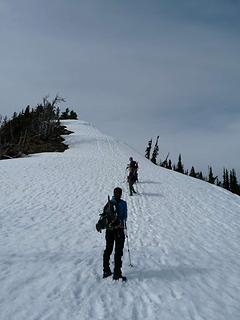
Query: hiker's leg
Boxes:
[
  {"xmin": 103, "ymin": 230, "xmax": 114, "ymax": 272},
  {"xmin": 114, "ymin": 229, "xmax": 125, "ymax": 276},
  {"xmin": 132, "ymin": 182, "xmax": 136, "ymax": 193},
  {"xmin": 129, "ymin": 181, "xmax": 134, "ymax": 195}
]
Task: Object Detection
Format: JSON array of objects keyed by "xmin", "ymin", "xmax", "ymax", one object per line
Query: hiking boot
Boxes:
[
  {"xmin": 103, "ymin": 270, "xmax": 113, "ymax": 278},
  {"xmin": 113, "ymin": 274, "xmax": 127, "ymax": 281}
]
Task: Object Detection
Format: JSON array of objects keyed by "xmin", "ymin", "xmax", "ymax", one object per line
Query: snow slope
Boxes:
[{"xmin": 0, "ymin": 120, "xmax": 240, "ymax": 320}]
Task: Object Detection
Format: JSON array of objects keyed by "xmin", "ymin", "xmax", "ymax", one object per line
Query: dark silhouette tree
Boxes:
[
  {"xmin": 230, "ymin": 169, "xmax": 239, "ymax": 195},
  {"xmin": 167, "ymin": 159, "xmax": 172, "ymax": 170},
  {"xmin": 196, "ymin": 171, "xmax": 204, "ymax": 180},
  {"xmin": 60, "ymin": 108, "xmax": 78, "ymax": 120},
  {"xmin": 145, "ymin": 139, "xmax": 152, "ymax": 159},
  {"xmin": 24, "ymin": 105, "xmax": 30, "ymax": 116},
  {"xmin": 189, "ymin": 166, "xmax": 197, "ymax": 178},
  {"xmin": 176, "ymin": 154, "xmax": 184, "ymax": 174},
  {"xmin": 69, "ymin": 110, "xmax": 78, "ymax": 119},
  {"xmin": 160, "ymin": 152, "xmax": 169, "ymax": 168},
  {"xmin": 151, "ymin": 136, "xmax": 159, "ymax": 165},
  {"xmin": 208, "ymin": 166, "xmax": 218, "ymax": 184},
  {"xmin": 60, "ymin": 108, "xmax": 70, "ymax": 119},
  {"xmin": 223, "ymin": 168, "xmax": 230, "ymax": 190}
]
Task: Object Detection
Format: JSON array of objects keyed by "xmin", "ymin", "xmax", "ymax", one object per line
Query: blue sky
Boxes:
[{"xmin": 0, "ymin": 0, "xmax": 240, "ymax": 176}]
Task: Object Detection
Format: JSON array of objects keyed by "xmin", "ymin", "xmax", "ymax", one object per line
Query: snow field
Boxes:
[{"xmin": 0, "ymin": 120, "xmax": 240, "ymax": 320}]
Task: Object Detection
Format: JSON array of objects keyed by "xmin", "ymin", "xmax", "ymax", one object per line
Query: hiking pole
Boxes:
[
  {"xmin": 124, "ymin": 222, "xmax": 133, "ymax": 267},
  {"xmin": 135, "ymin": 182, "xmax": 139, "ymax": 193}
]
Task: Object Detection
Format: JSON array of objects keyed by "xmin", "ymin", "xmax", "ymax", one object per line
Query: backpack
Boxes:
[
  {"xmin": 133, "ymin": 161, "xmax": 138, "ymax": 169},
  {"xmin": 96, "ymin": 196, "xmax": 119, "ymax": 232},
  {"xmin": 130, "ymin": 160, "xmax": 138, "ymax": 170}
]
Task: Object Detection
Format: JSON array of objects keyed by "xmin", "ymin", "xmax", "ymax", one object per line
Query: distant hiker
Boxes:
[
  {"xmin": 127, "ymin": 157, "xmax": 138, "ymax": 196},
  {"xmin": 96, "ymin": 187, "xmax": 127, "ymax": 281},
  {"xmin": 128, "ymin": 168, "xmax": 137, "ymax": 196},
  {"xmin": 128, "ymin": 157, "xmax": 138, "ymax": 174}
]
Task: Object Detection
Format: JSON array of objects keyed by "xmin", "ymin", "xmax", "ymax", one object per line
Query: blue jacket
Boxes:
[{"xmin": 111, "ymin": 196, "xmax": 127, "ymax": 224}]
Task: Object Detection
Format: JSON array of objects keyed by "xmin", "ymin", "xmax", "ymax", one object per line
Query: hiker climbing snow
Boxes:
[
  {"xmin": 127, "ymin": 157, "xmax": 138, "ymax": 196},
  {"xmin": 96, "ymin": 187, "xmax": 128, "ymax": 281}
]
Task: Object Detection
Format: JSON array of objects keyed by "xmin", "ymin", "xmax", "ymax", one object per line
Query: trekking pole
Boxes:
[
  {"xmin": 124, "ymin": 222, "xmax": 133, "ymax": 267},
  {"xmin": 135, "ymin": 182, "xmax": 139, "ymax": 193}
]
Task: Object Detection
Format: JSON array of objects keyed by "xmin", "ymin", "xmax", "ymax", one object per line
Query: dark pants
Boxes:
[
  {"xmin": 103, "ymin": 229, "xmax": 125, "ymax": 276},
  {"xmin": 128, "ymin": 180, "xmax": 136, "ymax": 196}
]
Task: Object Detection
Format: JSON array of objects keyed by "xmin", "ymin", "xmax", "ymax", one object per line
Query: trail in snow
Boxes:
[{"xmin": 0, "ymin": 120, "xmax": 240, "ymax": 320}]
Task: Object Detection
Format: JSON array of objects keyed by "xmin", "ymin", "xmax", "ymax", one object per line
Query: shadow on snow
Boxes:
[{"xmin": 127, "ymin": 265, "xmax": 209, "ymax": 281}]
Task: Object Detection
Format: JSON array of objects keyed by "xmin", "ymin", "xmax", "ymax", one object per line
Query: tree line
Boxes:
[
  {"xmin": 145, "ymin": 137, "xmax": 240, "ymax": 196},
  {"xmin": 0, "ymin": 95, "xmax": 78, "ymax": 160}
]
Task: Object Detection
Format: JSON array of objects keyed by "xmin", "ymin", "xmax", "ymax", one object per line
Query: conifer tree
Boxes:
[
  {"xmin": 176, "ymin": 154, "xmax": 184, "ymax": 174},
  {"xmin": 167, "ymin": 159, "xmax": 172, "ymax": 170},
  {"xmin": 199, "ymin": 171, "xmax": 204, "ymax": 180},
  {"xmin": 60, "ymin": 108, "xmax": 70, "ymax": 119},
  {"xmin": 160, "ymin": 152, "xmax": 169, "ymax": 168},
  {"xmin": 208, "ymin": 166, "xmax": 218, "ymax": 184},
  {"xmin": 223, "ymin": 169, "xmax": 226, "ymax": 188},
  {"xmin": 60, "ymin": 108, "xmax": 78, "ymax": 120},
  {"xmin": 151, "ymin": 136, "xmax": 159, "ymax": 165},
  {"xmin": 69, "ymin": 110, "xmax": 78, "ymax": 119},
  {"xmin": 230, "ymin": 169, "xmax": 239, "ymax": 195},
  {"xmin": 196, "ymin": 171, "xmax": 204, "ymax": 180},
  {"xmin": 216, "ymin": 178, "xmax": 222, "ymax": 187},
  {"xmin": 208, "ymin": 166, "xmax": 214, "ymax": 184},
  {"xmin": 145, "ymin": 139, "xmax": 152, "ymax": 159},
  {"xmin": 189, "ymin": 166, "xmax": 197, "ymax": 178},
  {"xmin": 223, "ymin": 168, "xmax": 230, "ymax": 190},
  {"xmin": 24, "ymin": 105, "xmax": 30, "ymax": 116}
]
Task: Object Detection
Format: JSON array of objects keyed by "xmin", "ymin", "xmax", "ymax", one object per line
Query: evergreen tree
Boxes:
[
  {"xmin": 216, "ymin": 178, "xmax": 222, "ymax": 187},
  {"xmin": 160, "ymin": 152, "xmax": 169, "ymax": 168},
  {"xmin": 24, "ymin": 105, "xmax": 30, "ymax": 116},
  {"xmin": 208, "ymin": 166, "xmax": 218, "ymax": 184},
  {"xmin": 230, "ymin": 169, "xmax": 239, "ymax": 195},
  {"xmin": 176, "ymin": 154, "xmax": 184, "ymax": 174},
  {"xmin": 60, "ymin": 108, "xmax": 70, "ymax": 119},
  {"xmin": 196, "ymin": 171, "xmax": 204, "ymax": 180},
  {"xmin": 60, "ymin": 108, "xmax": 78, "ymax": 120},
  {"xmin": 151, "ymin": 136, "xmax": 159, "ymax": 165},
  {"xmin": 208, "ymin": 166, "xmax": 214, "ymax": 184},
  {"xmin": 189, "ymin": 166, "xmax": 197, "ymax": 178},
  {"xmin": 167, "ymin": 159, "xmax": 172, "ymax": 170},
  {"xmin": 223, "ymin": 168, "xmax": 230, "ymax": 190},
  {"xmin": 69, "ymin": 110, "xmax": 78, "ymax": 119},
  {"xmin": 145, "ymin": 139, "xmax": 152, "ymax": 159}
]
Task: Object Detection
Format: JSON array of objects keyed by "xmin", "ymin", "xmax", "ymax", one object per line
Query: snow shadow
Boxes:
[
  {"xmin": 127, "ymin": 265, "xmax": 209, "ymax": 281},
  {"xmin": 138, "ymin": 180, "xmax": 162, "ymax": 185},
  {"xmin": 141, "ymin": 192, "xmax": 164, "ymax": 197},
  {"xmin": 0, "ymin": 252, "xmax": 88, "ymax": 264}
]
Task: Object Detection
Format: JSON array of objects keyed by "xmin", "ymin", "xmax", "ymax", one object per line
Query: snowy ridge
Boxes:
[{"xmin": 0, "ymin": 120, "xmax": 240, "ymax": 320}]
